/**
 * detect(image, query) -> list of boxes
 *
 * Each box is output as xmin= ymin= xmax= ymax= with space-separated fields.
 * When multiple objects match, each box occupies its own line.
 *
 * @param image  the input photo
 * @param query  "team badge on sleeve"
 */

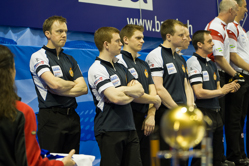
xmin=94 ymin=75 xmax=103 ymax=86
xmin=144 ymin=69 xmax=149 ymax=78
xmin=69 ymin=67 xmax=74 ymax=77
xmin=34 ymin=60 xmax=45 ymax=70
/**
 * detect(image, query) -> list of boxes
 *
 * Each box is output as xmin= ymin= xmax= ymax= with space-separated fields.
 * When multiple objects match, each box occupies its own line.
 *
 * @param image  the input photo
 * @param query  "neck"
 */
xmin=162 ymin=40 xmax=176 ymax=55
xmin=234 ymin=16 xmax=241 ymax=23
xmin=99 ymin=51 xmax=115 ymax=65
xmin=195 ymin=50 xmax=207 ymax=58
xmin=46 ymin=42 xmax=62 ymax=56
xmin=123 ymin=47 xmax=137 ymax=61
xmin=217 ymin=13 xmax=229 ymax=24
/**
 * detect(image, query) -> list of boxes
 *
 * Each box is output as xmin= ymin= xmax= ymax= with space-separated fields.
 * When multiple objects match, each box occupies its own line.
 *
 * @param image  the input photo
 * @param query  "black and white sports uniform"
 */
xmin=146 ymin=45 xmax=187 ymax=107
xmin=116 ymin=50 xmax=154 ymax=166
xmin=187 ymin=53 xmax=223 ymax=166
xmin=29 ymin=45 xmax=83 ymax=153
xmin=145 ymin=45 xmax=188 ymax=166
xmin=88 ymin=56 xmax=142 ymax=166
xmin=30 ymin=45 xmax=82 ymax=109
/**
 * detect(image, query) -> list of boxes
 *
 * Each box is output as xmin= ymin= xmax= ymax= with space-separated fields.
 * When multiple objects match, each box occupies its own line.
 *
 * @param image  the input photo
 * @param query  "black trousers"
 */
xmin=37 ymin=108 xmax=81 ymax=153
xmin=133 ymin=111 xmax=151 ymax=166
xmin=225 ymin=74 xmax=249 ymax=161
xmin=95 ymin=130 xmax=142 ymax=166
xmin=191 ymin=107 xmax=223 ymax=166
xmin=218 ymin=71 xmax=230 ymax=161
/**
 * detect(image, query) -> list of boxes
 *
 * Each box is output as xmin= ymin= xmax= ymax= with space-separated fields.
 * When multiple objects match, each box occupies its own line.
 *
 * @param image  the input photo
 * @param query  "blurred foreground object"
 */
xmin=154 ymin=105 xmax=212 ymax=166
xmin=161 ymin=105 xmax=206 ymax=150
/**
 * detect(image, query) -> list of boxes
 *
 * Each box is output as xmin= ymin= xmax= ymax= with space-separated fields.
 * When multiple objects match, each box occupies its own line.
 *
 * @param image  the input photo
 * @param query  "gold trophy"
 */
xmin=155 ymin=105 xmax=212 ymax=166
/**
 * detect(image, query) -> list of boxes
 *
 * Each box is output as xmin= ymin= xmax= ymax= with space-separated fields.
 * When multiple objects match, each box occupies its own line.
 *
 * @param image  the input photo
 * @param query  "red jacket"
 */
xmin=16 ymin=101 xmax=64 ymax=166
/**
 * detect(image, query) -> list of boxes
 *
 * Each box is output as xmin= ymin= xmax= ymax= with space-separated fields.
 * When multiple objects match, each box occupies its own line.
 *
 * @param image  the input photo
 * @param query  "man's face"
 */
xmin=108 ymin=33 xmax=123 ymax=56
xmin=202 ymin=34 xmax=214 ymax=54
xmin=126 ymin=30 xmax=144 ymax=53
xmin=229 ymin=4 xmax=239 ymax=22
xmin=171 ymin=24 xmax=187 ymax=48
xmin=237 ymin=0 xmax=248 ymax=20
xmin=181 ymin=27 xmax=191 ymax=50
xmin=46 ymin=21 xmax=68 ymax=48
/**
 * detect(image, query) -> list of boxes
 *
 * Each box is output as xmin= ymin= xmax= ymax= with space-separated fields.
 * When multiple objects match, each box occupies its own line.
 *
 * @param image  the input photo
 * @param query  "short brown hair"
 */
xmin=94 ymin=27 xmax=120 ymax=52
xmin=235 ymin=0 xmax=244 ymax=6
xmin=192 ymin=30 xmax=211 ymax=50
xmin=160 ymin=19 xmax=184 ymax=41
xmin=43 ymin=16 xmax=67 ymax=35
xmin=120 ymin=24 xmax=144 ymax=45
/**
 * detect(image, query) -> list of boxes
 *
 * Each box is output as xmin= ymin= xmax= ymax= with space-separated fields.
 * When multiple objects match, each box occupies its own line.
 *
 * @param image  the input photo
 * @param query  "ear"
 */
xmin=123 ymin=36 xmax=129 ymax=45
xmin=197 ymin=41 xmax=202 ymax=49
xmin=166 ymin=34 xmax=171 ymax=41
xmin=45 ymin=31 xmax=51 ymax=39
xmin=103 ymin=41 xmax=109 ymax=50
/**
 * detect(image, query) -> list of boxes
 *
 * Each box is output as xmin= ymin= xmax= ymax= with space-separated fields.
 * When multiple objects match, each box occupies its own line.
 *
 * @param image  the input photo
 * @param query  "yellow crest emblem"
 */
xmin=214 ymin=72 xmax=217 ymax=80
xmin=144 ymin=69 xmax=148 ymax=78
xmin=69 ymin=68 xmax=74 ymax=77
xmin=182 ymin=65 xmax=185 ymax=73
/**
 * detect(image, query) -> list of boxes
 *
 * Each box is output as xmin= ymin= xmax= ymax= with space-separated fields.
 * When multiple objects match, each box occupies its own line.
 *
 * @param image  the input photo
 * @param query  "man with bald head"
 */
xmin=205 ymin=0 xmax=246 ymax=165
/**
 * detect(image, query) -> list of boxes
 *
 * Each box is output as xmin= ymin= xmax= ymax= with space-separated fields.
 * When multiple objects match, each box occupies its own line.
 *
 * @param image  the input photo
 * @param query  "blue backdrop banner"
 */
xmin=1 ymin=0 xmax=248 ymax=38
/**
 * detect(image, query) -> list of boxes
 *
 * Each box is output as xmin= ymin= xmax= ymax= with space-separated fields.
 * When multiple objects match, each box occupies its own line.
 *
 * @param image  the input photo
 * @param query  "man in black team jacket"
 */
xmin=29 ymin=16 xmax=88 ymax=154
xmin=116 ymin=24 xmax=161 ymax=166
xmin=186 ymin=30 xmax=239 ymax=166
xmin=88 ymin=27 xmax=144 ymax=166
xmin=146 ymin=19 xmax=195 ymax=166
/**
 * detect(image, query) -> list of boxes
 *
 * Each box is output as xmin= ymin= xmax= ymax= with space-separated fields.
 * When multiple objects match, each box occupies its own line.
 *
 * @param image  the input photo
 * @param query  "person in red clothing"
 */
xmin=0 ymin=44 xmax=76 ymax=166
xmin=16 ymin=100 xmax=76 ymax=166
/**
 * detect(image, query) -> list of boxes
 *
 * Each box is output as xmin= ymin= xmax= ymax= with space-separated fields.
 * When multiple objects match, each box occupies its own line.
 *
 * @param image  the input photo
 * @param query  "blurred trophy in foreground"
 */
xmin=153 ymin=105 xmax=212 ymax=166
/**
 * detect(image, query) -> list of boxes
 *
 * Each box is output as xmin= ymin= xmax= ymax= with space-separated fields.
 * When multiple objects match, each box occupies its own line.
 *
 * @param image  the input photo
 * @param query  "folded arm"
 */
xmin=49 ymin=77 xmax=88 ymax=97
xmin=103 ymin=86 xmax=135 ymax=105
xmin=122 ymin=80 xmax=144 ymax=98
xmin=41 ymin=71 xmax=75 ymax=93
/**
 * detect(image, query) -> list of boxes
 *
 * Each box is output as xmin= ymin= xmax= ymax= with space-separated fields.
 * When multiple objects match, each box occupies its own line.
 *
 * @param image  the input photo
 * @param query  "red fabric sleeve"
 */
xmin=16 ymin=101 xmax=64 ymax=166
xmin=227 ymin=30 xmax=237 ymax=41
xmin=209 ymin=29 xmax=225 ymax=43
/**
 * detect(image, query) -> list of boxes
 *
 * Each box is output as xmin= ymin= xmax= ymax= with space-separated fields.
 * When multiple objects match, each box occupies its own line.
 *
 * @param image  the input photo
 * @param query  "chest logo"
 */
xmin=69 ymin=68 xmax=74 ymax=77
xmin=144 ymin=69 xmax=149 ymax=78
xmin=202 ymin=71 xmax=210 ymax=81
xmin=52 ymin=65 xmax=63 ymax=77
xmin=110 ymin=74 xmax=121 ymax=87
xmin=128 ymin=68 xmax=138 ymax=79
xmin=166 ymin=63 xmax=177 ymax=75
xmin=31 ymin=131 xmax=36 ymax=135
xmin=214 ymin=72 xmax=217 ymax=81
